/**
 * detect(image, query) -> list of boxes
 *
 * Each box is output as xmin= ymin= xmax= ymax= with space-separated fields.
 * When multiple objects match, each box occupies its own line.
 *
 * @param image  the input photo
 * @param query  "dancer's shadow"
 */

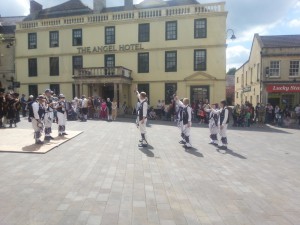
xmin=139 ymin=144 xmax=154 ymax=157
xmin=183 ymin=146 xmax=204 ymax=158
xmin=216 ymin=148 xmax=247 ymax=159
xmin=22 ymin=144 xmax=43 ymax=152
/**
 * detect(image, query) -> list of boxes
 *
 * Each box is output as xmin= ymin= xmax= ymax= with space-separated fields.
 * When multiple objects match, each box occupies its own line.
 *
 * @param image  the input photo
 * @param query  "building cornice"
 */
xmin=16 ymin=2 xmax=227 ymax=31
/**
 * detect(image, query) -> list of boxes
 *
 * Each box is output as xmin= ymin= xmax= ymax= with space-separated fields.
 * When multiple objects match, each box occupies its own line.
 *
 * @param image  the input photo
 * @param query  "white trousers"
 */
xmin=57 ymin=112 xmax=66 ymax=126
xmin=139 ymin=118 xmax=147 ymax=134
xmin=44 ymin=111 xmax=53 ymax=128
xmin=209 ymin=122 xmax=218 ymax=135
xmin=219 ymin=124 xmax=228 ymax=138
xmin=32 ymin=119 xmax=42 ymax=132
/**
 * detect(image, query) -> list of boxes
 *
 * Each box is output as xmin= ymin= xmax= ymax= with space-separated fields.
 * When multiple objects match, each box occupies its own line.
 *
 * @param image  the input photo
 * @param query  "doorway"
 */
xmin=102 ymin=84 xmax=114 ymax=100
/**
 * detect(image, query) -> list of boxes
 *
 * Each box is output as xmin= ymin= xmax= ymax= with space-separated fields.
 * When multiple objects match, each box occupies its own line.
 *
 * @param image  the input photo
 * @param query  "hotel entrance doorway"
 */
xmin=102 ymin=84 xmax=115 ymax=100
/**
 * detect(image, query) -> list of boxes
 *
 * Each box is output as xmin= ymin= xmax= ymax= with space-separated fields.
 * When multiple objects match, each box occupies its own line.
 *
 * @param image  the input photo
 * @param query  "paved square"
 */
xmin=0 ymin=118 xmax=299 ymax=225
xmin=0 ymin=129 xmax=83 ymax=154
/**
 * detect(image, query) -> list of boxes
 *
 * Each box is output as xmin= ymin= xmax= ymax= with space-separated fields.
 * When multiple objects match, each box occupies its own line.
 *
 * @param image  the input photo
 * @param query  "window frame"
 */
xmin=165 ymin=21 xmax=177 ymax=41
xmin=289 ymin=60 xmax=300 ymax=77
xmin=194 ymin=18 xmax=207 ymax=39
xmin=269 ymin=61 xmax=280 ymax=77
xmin=165 ymin=51 xmax=177 ymax=72
xmin=138 ymin=23 xmax=150 ymax=42
xmin=28 ymin=58 xmax=37 ymax=77
xmin=49 ymin=57 xmax=59 ymax=76
xmin=138 ymin=52 xmax=149 ymax=73
xmin=72 ymin=56 xmax=83 ymax=75
xmin=105 ymin=26 xmax=116 ymax=45
xmin=49 ymin=31 xmax=59 ymax=48
xmin=72 ymin=29 xmax=82 ymax=46
xmin=194 ymin=49 xmax=207 ymax=71
xmin=28 ymin=33 xmax=37 ymax=49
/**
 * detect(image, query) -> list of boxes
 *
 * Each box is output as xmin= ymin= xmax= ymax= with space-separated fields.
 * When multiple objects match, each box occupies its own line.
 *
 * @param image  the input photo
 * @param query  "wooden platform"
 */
xmin=0 ymin=129 xmax=83 ymax=154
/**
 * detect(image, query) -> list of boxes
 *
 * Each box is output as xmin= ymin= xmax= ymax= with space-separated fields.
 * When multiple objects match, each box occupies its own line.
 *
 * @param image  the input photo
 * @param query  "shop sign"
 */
xmin=266 ymin=84 xmax=300 ymax=93
xmin=243 ymin=86 xmax=251 ymax=92
xmin=77 ymin=43 xmax=144 ymax=54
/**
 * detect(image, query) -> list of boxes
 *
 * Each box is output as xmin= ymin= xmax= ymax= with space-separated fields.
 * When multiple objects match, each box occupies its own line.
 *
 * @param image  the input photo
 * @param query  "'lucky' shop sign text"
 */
xmin=77 ymin=44 xmax=144 ymax=54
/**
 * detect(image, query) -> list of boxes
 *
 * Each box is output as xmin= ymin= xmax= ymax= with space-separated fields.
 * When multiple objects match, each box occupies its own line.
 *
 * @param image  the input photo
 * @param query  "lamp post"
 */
xmin=226 ymin=29 xmax=237 ymax=40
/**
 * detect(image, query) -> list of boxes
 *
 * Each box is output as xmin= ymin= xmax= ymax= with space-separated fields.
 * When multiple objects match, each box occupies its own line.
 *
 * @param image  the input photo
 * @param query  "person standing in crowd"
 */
xmin=56 ymin=94 xmax=68 ymax=136
xmin=266 ymin=103 xmax=274 ymax=124
xmin=209 ymin=100 xmax=229 ymax=150
xmin=112 ymin=99 xmax=118 ymax=121
xmin=6 ymin=93 xmax=18 ymax=128
xmin=100 ymin=99 xmax=107 ymax=120
xmin=107 ymin=98 xmax=112 ymax=121
xmin=44 ymin=89 xmax=55 ymax=141
xmin=0 ymin=89 xmax=5 ymax=128
xmin=81 ymin=95 xmax=88 ymax=122
xmin=20 ymin=94 xmax=27 ymax=117
xmin=135 ymin=89 xmax=148 ymax=147
xmin=205 ymin=103 xmax=219 ymax=145
xmin=257 ymin=103 xmax=266 ymax=127
xmin=175 ymin=96 xmax=192 ymax=148
xmin=29 ymin=95 xmax=46 ymax=144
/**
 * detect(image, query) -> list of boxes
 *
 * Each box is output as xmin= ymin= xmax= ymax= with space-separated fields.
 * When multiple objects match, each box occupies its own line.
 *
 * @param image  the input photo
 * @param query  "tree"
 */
xmin=226 ymin=67 xmax=236 ymax=75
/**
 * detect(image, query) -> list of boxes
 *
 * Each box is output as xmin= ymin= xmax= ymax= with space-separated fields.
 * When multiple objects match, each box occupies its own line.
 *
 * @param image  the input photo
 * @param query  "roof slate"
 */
xmin=260 ymin=35 xmax=300 ymax=48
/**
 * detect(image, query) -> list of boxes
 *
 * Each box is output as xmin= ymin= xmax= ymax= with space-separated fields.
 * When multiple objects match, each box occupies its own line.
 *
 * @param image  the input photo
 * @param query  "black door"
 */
xmin=102 ymin=84 xmax=114 ymax=100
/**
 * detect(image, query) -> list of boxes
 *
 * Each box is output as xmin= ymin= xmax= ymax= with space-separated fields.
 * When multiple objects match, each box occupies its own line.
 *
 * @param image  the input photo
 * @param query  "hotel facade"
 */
xmin=235 ymin=34 xmax=300 ymax=108
xmin=15 ymin=0 xmax=227 ymax=108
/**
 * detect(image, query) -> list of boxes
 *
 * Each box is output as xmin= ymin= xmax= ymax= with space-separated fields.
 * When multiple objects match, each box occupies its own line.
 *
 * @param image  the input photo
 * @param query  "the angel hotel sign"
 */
xmin=77 ymin=44 xmax=144 ymax=54
xmin=267 ymin=84 xmax=300 ymax=93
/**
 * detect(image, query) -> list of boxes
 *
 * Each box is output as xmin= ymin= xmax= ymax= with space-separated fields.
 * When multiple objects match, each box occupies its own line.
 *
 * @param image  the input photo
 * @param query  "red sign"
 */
xmin=267 ymin=84 xmax=300 ymax=93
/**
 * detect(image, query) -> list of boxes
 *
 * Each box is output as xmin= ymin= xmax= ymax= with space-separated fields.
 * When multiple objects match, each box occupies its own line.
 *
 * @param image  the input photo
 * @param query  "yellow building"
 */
xmin=0 ymin=16 xmax=25 ymax=91
xmin=235 ymin=34 xmax=300 ymax=107
xmin=15 ymin=0 xmax=227 ymax=108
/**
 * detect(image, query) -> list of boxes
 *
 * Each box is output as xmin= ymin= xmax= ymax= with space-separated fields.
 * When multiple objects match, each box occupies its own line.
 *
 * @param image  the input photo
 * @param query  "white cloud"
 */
xmin=288 ymin=19 xmax=300 ymax=27
xmin=226 ymin=45 xmax=250 ymax=70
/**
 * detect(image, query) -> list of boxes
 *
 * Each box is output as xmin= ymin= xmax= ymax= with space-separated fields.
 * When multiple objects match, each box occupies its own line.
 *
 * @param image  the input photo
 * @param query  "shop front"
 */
xmin=266 ymin=84 xmax=300 ymax=107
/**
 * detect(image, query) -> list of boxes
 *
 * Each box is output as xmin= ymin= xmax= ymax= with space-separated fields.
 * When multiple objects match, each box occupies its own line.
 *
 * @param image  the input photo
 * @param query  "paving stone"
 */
xmin=0 ymin=119 xmax=300 ymax=225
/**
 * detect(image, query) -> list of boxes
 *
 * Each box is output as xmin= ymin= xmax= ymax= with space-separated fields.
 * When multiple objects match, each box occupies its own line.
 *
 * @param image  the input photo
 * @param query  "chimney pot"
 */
xmin=94 ymin=0 xmax=106 ymax=13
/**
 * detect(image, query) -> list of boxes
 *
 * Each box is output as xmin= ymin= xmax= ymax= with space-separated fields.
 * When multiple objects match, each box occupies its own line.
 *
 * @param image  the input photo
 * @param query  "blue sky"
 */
xmin=1 ymin=0 xmax=300 ymax=71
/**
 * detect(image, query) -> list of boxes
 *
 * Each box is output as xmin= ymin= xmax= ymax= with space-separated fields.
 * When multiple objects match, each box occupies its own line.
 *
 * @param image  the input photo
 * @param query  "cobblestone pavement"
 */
xmin=0 ymin=118 xmax=299 ymax=225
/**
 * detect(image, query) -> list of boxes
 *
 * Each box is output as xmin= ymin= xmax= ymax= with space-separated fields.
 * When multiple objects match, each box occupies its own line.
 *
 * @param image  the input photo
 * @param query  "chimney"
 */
xmin=124 ymin=0 xmax=134 ymax=10
xmin=30 ymin=0 xmax=43 ymax=15
xmin=94 ymin=0 xmax=106 ymax=13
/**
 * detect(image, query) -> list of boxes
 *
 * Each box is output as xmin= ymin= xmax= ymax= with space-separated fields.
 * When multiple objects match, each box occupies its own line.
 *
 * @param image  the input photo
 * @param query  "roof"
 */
xmin=24 ymin=0 xmax=92 ymax=21
xmin=259 ymin=35 xmax=300 ymax=48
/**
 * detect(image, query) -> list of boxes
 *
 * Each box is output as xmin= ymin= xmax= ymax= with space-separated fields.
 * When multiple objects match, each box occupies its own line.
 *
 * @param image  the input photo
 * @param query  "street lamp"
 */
xmin=227 ymin=29 xmax=236 ymax=40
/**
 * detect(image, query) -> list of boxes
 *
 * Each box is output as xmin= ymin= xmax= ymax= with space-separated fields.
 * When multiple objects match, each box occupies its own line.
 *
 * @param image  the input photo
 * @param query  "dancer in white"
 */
xmin=56 ymin=94 xmax=68 ymax=136
xmin=205 ymin=103 xmax=219 ymax=145
xmin=209 ymin=100 xmax=229 ymax=149
xmin=135 ymin=89 xmax=148 ymax=147
xmin=175 ymin=96 xmax=192 ymax=148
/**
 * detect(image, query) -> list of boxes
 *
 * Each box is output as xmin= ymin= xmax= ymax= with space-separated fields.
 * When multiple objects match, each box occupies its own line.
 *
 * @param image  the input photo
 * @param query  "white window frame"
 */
xmin=269 ymin=61 xmax=280 ymax=77
xmin=289 ymin=60 xmax=300 ymax=77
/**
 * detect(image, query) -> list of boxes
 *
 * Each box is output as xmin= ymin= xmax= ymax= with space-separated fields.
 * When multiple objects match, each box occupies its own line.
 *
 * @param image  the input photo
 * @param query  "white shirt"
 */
xmin=81 ymin=98 xmax=88 ymax=108
xmin=32 ymin=102 xmax=43 ymax=120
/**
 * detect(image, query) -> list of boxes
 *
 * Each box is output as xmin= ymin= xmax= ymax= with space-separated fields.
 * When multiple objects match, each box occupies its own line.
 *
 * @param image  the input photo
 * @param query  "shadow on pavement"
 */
xmin=138 ymin=145 xmax=154 ymax=157
xmin=216 ymin=148 xmax=247 ymax=159
xmin=184 ymin=147 xmax=204 ymax=158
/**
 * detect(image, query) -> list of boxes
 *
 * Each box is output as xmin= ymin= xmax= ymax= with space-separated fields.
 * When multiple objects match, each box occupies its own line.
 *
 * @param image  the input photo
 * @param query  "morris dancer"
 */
xmin=56 ymin=94 xmax=68 ymax=136
xmin=30 ymin=95 xmax=46 ymax=144
xmin=209 ymin=100 xmax=229 ymax=150
xmin=175 ymin=96 xmax=192 ymax=148
xmin=135 ymin=89 xmax=148 ymax=147
xmin=44 ymin=89 xmax=55 ymax=141
xmin=205 ymin=103 xmax=219 ymax=145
